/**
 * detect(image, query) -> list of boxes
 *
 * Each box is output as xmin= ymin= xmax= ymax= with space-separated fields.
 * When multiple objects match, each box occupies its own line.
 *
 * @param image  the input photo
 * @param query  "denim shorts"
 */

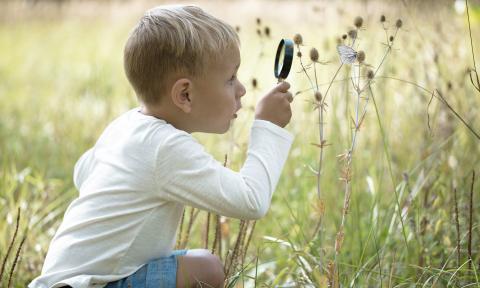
xmin=104 ymin=250 xmax=188 ymax=288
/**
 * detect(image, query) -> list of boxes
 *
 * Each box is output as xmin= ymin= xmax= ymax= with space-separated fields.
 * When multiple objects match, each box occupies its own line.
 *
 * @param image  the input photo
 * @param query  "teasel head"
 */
xmin=293 ymin=33 xmax=303 ymax=45
xmin=357 ymin=50 xmax=366 ymax=63
xmin=348 ymin=29 xmax=357 ymax=40
xmin=354 ymin=16 xmax=363 ymax=28
xmin=367 ymin=69 xmax=374 ymax=79
xmin=264 ymin=26 xmax=270 ymax=37
xmin=396 ymin=19 xmax=403 ymax=29
xmin=251 ymin=78 xmax=258 ymax=89
xmin=309 ymin=47 xmax=319 ymax=62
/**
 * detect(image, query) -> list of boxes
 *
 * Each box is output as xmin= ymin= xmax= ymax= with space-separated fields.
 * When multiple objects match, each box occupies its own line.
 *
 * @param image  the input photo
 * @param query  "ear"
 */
xmin=170 ymin=78 xmax=193 ymax=113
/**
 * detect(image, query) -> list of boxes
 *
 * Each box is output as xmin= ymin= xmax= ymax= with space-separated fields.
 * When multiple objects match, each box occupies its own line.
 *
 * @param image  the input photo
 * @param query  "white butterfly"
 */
xmin=336 ymin=45 xmax=357 ymax=64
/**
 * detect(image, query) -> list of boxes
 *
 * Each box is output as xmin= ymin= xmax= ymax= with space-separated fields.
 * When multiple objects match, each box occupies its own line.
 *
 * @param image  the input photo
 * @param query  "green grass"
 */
xmin=1 ymin=1 xmax=479 ymax=287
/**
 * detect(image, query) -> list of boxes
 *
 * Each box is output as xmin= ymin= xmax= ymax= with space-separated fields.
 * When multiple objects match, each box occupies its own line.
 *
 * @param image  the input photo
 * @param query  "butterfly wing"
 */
xmin=336 ymin=45 xmax=357 ymax=64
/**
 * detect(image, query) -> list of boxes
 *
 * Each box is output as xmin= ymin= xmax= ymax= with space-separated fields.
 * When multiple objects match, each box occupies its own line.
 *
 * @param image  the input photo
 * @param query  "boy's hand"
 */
xmin=254 ymin=81 xmax=293 ymax=128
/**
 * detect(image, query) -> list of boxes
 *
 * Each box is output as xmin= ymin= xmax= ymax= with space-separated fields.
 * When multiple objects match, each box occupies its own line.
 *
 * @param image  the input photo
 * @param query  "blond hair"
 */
xmin=124 ymin=5 xmax=240 ymax=105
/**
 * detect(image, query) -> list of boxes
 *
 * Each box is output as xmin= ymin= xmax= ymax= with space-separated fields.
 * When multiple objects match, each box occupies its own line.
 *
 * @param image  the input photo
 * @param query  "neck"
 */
xmin=140 ymin=104 xmax=194 ymax=134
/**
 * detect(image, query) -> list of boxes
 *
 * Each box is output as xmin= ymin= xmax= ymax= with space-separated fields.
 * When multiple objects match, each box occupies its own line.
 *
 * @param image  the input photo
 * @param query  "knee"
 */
xmin=197 ymin=250 xmax=225 ymax=287
xmin=179 ymin=249 xmax=225 ymax=288
xmin=206 ymin=253 xmax=225 ymax=287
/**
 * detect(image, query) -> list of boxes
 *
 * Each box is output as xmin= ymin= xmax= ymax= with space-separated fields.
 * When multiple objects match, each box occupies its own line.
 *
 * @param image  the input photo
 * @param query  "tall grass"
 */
xmin=0 ymin=0 xmax=479 ymax=286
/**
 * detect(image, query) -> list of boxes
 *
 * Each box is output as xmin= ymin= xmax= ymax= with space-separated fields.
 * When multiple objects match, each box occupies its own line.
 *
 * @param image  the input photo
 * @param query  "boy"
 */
xmin=29 ymin=4 xmax=294 ymax=288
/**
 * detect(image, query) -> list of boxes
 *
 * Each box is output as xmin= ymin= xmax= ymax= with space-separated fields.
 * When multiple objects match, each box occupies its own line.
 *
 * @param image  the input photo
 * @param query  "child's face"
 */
xmin=190 ymin=46 xmax=246 ymax=134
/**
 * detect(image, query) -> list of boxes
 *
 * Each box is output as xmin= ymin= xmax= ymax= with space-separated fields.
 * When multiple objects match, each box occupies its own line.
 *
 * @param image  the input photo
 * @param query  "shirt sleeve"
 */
xmin=73 ymin=148 xmax=95 ymax=191
xmin=155 ymin=120 xmax=294 ymax=220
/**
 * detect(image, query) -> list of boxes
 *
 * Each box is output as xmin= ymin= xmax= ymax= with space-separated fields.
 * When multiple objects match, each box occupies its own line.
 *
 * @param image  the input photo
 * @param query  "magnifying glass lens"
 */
xmin=277 ymin=48 xmax=285 ymax=71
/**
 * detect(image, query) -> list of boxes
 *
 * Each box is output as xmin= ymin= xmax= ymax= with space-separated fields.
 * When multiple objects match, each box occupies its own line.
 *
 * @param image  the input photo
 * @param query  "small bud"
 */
xmin=367 ymin=69 xmax=374 ymax=79
xmin=342 ymin=34 xmax=347 ymax=40
xmin=264 ymin=26 xmax=270 ymax=37
xmin=354 ymin=16 xmax=363 ymax=28
xmin=380 ymin=15 xmax=386 ymax=23
xmin=256 ymin=18 xmax=261 ymax=25
xmin=348 ymin=29 xmax=357 ymax=40
xmin=256 ymin=28 xmax=261 ymax=36
xmin=297 ymin=51 xmax=302 ymax=58
xmin=357 ymin=50 xmax=365 ymax=63
xmin=293 ymin=33 xmax=303 ymax=45
xmin=252 ymin=78 xmax=257 ymax=88
xmin=309 ymin=48 xmax=319 ymax=62
xmin=315 ymin=91 xmax=322 ymax=102
xmin=396 ymin=19 xmax=403 ymax=28
xmin=389 ymin=35 xmax=394 ymax=42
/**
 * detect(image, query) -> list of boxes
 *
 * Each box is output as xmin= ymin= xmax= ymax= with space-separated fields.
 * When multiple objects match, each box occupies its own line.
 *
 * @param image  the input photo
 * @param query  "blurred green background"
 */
xmin=1 ymin=0 xmax=480 ymax=286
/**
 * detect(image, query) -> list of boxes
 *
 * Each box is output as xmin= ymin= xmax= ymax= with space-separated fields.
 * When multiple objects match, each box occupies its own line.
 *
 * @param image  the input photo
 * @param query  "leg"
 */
xmin=176 ymin=249 xmax=225 ymax=288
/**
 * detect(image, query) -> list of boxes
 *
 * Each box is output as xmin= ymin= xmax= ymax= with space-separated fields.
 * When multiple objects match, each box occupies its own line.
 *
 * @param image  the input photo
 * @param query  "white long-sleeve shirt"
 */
xmin=29 ymin=107 xmax=294 ymax=288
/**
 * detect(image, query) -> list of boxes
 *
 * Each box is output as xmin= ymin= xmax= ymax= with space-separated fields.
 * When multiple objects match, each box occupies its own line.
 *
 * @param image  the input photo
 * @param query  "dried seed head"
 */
xmin=447 ymin=81 xmax=453 ymax=90
xmin=367 ymin=69 xmax=374 ymax=79
xmin=293 ymin=33 xmax=303 ymax=45
xmin=380 ymin=15 xmax=386 ymax=23
xmin=396 ymin=19 xmax=403 ymax=28
xmin=264 ymin=26 xmax=270 ymax=37
xmin=315 ymin=91 xmax=322 ymax=102
xmin=354 ymin=16 xmax=363 ymax=28
xmin=357 ymin=50 xmax=365 ymax=63
xmin=342 ymin=34 xmax=347 ymax=40
xmin=252 ymin=78 xmax=257 ymax=88
xmin=296 ymin=51 xmax=302 ymax=58
xmin=309 ymin=47 xmax=319 ymax=62
xmin=235 ymin=26 xmax=240 ymax=33
xmin=256 ymin=18 xmax=261 ymax=25
xmin=348 ymin=29 xmax=357 ymax=39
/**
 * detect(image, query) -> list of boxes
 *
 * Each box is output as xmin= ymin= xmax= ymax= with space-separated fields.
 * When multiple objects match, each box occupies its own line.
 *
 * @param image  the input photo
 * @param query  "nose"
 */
xmin=237 ymin=81 xmax=246 ymax=98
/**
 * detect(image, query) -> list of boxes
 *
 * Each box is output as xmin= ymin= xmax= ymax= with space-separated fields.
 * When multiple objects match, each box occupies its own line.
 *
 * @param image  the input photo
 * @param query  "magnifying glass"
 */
xmin=274 ymin=38 xmax=294 ymax=83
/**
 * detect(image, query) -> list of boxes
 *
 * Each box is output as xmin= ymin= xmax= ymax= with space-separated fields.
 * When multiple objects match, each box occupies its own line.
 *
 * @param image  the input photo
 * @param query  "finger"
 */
xmin=285 ymin=92 xmax=293 ymax=103
xmin=276 ymin=81 xmax=291 ymax=92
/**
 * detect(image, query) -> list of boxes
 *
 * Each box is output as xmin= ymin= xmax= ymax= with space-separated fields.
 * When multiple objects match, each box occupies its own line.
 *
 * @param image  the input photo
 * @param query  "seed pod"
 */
xmin=315 ymin=91 xmax=322 ymax=102
xmin=380 ymin=15 xmax=386 ymax=23
xmin=293 ymin=33 xmax=303 ymax=45
xmin=354 ymin=16 xmax=363 ymax=28
xmin=264 ymin=26 xmax=270 ymax=37
xmin=396 ymin=19 xmax=403 ymax=28
xmin=348 ymin=29 xmax=357 ymax=40
xmin=309 ymin=48 xmax=319 ymax=62
xmin=389 ymin=35 xmax=394 ymax=42
xmin=357 ymin=50 xmax=365 ymax=63
xmin=367 ymin=69 xmax=374 ymax=79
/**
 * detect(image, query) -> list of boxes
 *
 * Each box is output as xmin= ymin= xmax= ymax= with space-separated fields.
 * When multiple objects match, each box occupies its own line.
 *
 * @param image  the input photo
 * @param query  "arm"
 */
xmin=155 ymin=120 xmax=294 ymax=220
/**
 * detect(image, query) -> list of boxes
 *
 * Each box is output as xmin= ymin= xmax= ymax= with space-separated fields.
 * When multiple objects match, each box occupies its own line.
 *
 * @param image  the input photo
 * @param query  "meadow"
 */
xmin=1 ymin=0 xmax=480 ymax=286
